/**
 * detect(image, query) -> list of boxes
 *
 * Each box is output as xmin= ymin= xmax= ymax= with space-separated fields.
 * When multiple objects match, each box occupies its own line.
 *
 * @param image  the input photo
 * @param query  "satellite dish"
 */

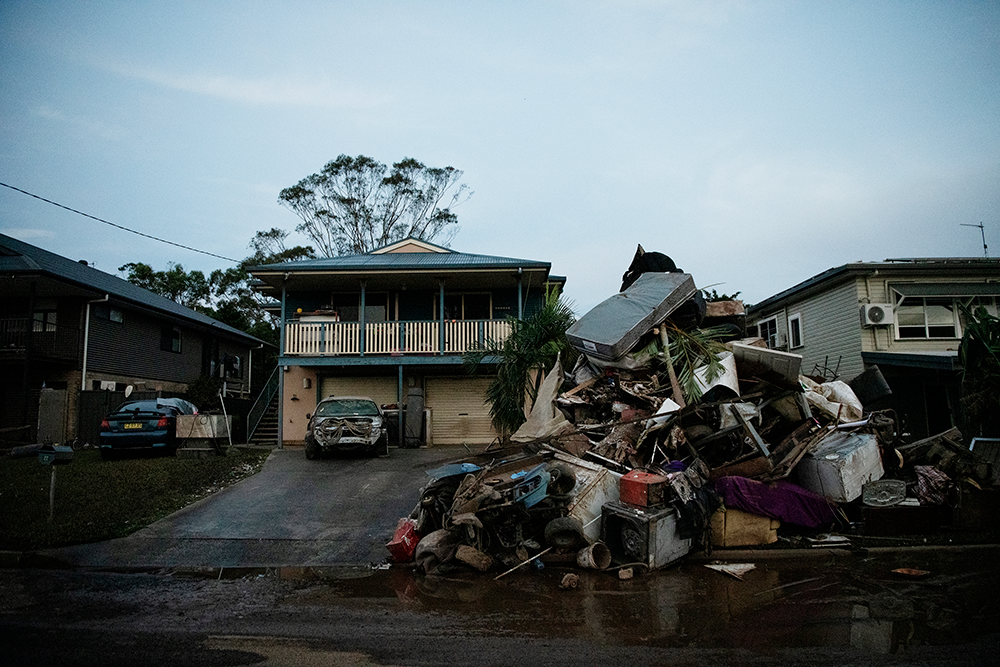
xmin=125 ymin=385 xmax=134 ymax=398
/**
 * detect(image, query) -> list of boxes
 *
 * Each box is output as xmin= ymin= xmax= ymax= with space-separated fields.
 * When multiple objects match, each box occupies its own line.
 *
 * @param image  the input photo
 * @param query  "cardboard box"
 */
xmin=710 ymin=507 xmax=780 ymax=547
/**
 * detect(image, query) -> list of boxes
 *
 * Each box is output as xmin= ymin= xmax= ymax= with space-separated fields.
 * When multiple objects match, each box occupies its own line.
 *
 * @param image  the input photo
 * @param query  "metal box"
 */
xmin=601 ymin=500 xmax=691 ymax=569
xmin=619 ymin=470 xmax=669 ymax=508
xmin=796 ymin=431 xmax=884 ymax=503
xmin=38 ymin=445 xmax=74 ymax=466
xmin=566 ymin=272 xmax=697 ymax=361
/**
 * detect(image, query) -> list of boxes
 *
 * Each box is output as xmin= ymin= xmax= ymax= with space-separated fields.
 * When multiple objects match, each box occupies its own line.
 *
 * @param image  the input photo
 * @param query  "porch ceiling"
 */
xmin=253 ymin=267 xmax=551 ymax=293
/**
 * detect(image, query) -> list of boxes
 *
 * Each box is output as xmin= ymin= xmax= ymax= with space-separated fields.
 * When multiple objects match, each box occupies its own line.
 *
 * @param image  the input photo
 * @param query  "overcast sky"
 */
xmin=2 ymin=1 xmax=998 ymax=315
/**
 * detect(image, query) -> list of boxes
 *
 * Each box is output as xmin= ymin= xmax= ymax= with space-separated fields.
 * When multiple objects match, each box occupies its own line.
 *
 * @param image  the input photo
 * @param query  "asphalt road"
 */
xmin=39 ymin=445 xmax=473 ymax=569
xmin=3 ymin=548 xmax=1000 ymax=666
xmin=5 ymin=445 xmax=1000 ymax=665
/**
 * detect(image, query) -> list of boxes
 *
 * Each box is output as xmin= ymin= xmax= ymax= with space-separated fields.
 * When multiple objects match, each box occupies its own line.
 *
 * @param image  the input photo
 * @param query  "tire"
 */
xmin=304 ymin=437 xmax=320 ymax=460
xmin=545 ymin=463 xmax=577 ymax=495
xmin=375 ymin=433 xmax=389 ymax=458
xmin=100 ymin=447 xmax=115 ymax=461
xmin=544 ymin=517 xmax=586 ymax=550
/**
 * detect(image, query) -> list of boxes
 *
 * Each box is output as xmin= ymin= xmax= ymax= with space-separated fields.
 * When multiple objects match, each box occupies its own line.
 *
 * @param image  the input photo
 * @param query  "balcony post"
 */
xmin=359 ymin=280 xmax=366 ymax=356
xmin=438 ymin=280 xmax=445 ymax=355
xmin=517 ymin=268 xmax=523 ymax=320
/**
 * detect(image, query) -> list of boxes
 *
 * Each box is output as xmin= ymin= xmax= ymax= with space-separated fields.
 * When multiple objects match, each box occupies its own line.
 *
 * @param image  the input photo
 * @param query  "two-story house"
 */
xmin=249 ymin=238 xmax=565 ymax=447
xmin=747 ymin=257 xmax=1000 ymax=440
xmin=0 ymin=233 xmax=268 ymax=445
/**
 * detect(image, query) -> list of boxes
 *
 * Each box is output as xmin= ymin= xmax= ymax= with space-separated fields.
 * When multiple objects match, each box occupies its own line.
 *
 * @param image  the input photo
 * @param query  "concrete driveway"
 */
xmin=43 ymin=445 xmax=474 ymax=569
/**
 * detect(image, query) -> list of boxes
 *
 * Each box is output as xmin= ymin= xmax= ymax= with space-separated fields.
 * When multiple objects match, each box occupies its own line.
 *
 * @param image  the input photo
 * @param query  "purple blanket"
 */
xmin=713 ymin=476 xmax=835 ymax=529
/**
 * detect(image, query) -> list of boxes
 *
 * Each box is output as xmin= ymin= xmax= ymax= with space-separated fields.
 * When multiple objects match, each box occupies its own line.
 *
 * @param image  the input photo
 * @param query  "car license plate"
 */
xmin=123 ymin=422 xmax=143 ymax=430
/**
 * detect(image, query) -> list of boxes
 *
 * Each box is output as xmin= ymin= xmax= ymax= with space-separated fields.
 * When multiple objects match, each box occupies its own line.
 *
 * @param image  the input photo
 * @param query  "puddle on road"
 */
xmin=167 ymin=549 xmax=999 ymax=653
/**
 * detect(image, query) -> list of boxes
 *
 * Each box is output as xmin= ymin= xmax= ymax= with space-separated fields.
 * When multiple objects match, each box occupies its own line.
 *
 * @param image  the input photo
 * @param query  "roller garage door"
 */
xmin=425 ymin=376 xmax=497 ymax=445
xmin=320 ymin=376 xmax=398 ymax=407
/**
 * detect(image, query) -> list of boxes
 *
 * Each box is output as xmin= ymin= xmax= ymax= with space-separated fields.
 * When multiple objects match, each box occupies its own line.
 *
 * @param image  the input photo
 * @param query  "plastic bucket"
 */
xmin=576 ymin=542 xmax=612 ymax=570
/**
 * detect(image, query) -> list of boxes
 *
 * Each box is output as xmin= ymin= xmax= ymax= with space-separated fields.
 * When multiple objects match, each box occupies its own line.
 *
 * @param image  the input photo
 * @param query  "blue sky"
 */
xmin=2 ymin=1 xmax=998 ymax=314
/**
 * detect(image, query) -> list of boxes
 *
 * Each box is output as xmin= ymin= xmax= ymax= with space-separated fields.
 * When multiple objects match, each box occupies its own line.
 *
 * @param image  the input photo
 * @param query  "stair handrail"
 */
xmin=246 ymin=365 xmax=280 ymax=444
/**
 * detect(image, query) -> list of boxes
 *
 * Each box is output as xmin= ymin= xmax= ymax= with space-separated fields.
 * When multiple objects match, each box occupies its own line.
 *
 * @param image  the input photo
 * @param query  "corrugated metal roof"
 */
xmin=749 ymin=258 xmax=1000 ymax=315
xmin=0 ymin=233 xmax=264 ymax=344
xmin=251 ymin=244 xmax=550 ymax=273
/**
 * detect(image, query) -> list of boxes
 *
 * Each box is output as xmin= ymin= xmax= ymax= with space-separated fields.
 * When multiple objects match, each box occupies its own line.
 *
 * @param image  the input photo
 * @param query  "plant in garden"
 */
xmin=465 ymin=291 xmax=576 ymax=438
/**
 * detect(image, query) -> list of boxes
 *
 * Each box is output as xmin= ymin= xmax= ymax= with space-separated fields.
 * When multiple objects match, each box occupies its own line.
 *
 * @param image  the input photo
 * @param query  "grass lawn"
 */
xmin=0 ymin=447 xmax=270 ymax=551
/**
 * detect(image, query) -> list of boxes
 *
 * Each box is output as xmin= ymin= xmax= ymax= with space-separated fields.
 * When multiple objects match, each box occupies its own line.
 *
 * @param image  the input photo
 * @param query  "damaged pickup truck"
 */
xmin=304 ymin=396 xmax=390 ymax=459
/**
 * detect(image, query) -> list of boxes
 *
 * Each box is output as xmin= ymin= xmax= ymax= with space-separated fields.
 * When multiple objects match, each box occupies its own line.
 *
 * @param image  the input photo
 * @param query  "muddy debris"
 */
xmin=387 ymin=246 xmax=999 ymax=579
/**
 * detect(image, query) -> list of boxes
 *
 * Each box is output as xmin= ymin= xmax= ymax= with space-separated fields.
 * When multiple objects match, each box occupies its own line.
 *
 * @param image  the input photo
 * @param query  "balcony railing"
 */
xmin=284 ymin=319 xmax=512 ymax=356
xmin=0 ymin=318 xmax=79 ymax=360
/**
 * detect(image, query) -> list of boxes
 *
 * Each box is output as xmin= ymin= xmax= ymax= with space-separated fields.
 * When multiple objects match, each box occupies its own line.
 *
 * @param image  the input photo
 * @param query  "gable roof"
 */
xmin=749 ymin=257 xmax=1000 ymax=315
xmin=0 ymin=233 xmax=265 ymax=345
xmin=249 ymin=237 xmax=555 ymax=291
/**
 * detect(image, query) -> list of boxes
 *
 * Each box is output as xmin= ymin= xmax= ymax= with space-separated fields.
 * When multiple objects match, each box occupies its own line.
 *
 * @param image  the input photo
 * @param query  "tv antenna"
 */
xmin=960 ymin=222 xmax=988 ymax=258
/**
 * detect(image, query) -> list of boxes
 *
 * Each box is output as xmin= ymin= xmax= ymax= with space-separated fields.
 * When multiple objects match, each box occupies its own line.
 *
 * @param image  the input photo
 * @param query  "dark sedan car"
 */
xmin=304 ymin=396 xmax=388 ymax=459
xmin=99 ymin=398 xmax=198 ymax=459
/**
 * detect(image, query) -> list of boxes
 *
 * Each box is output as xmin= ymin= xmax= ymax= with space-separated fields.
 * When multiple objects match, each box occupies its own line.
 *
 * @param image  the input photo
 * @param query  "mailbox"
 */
xmin=38 ymin=445 xmax=74 ymax=466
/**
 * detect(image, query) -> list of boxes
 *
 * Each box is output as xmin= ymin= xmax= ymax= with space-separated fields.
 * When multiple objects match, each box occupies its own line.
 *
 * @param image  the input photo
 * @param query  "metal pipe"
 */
xmin=80 ymin=294 xmax=109 ymax=390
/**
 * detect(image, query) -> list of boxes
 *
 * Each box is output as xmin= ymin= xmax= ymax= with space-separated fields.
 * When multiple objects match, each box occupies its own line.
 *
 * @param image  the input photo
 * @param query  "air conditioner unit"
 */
xmin=862 ymin=303 xmax=893 ymax=326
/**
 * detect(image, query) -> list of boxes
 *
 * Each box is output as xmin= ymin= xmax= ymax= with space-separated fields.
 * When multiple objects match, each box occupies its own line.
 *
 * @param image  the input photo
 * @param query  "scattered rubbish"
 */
xmin=385 ymin=247 xmax=998 ymax=585
xmin=862 ymin=479 xmax=907 ymax=507
xmin=891 ymin=568 xmax=931 ymax=579
xmin=704 ymin=562 xmax=756 ymax=581
xmin=710 ymin=506 xmax=780 ymax=547
xmin=559 ymin=573 xmax=580 ymax=590
xmin=805 ymin=534 xmax=851 ymax=548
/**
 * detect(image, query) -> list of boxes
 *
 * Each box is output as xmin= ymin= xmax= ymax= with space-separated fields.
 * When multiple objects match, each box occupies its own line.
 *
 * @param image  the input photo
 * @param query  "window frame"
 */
xmin=160 ymin=326 xmax=182 ymax=353
xmin=758 ymin=316 xmax=779 ymax=349
xmin=787 ymin=313 xmax=803 ymax=349
xmin=893 ymin=294 xmax=961 ymax=340
xmin=32 ymin=310 xmax=57 ymax=332
xmin=435 ymin=292 xmax=493 ymax=321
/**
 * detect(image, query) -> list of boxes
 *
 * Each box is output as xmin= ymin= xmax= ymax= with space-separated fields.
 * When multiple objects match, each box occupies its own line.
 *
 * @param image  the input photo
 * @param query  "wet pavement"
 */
xmin=3 ymin=545 xmax=998 ymax=665
xmin=36 ymin=445 xmax=474 ymax=568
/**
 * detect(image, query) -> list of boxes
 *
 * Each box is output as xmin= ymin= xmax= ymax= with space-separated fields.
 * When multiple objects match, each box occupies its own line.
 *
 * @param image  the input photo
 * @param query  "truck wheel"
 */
xmin=375 ymin=433 xmax=389 ymax=457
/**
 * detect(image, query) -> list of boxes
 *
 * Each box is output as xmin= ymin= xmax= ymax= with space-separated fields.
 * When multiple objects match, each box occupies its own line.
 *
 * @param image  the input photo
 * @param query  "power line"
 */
xmin=0 ymin=181 xmax=240 ymax=263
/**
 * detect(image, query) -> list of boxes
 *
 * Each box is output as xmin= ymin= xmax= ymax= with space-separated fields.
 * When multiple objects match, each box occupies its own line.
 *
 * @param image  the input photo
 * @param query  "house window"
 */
xmin=788 ymin=313 xmax=803 ymax=349
xmin=896 ymin=296 xmax=958 ymax=339
xmin=967 ymin=296 xmax=998 ymax=318
xmin=94 ymin=305 xmax=124 ymax=323
xmin=758 ymin=317 xmax=779 ymax=348
xmin=160 ymin=326 xmax=182 ymax=353
xmin=438 ymin=293 xmax=492 ymax=320
xmin=32 ymin=310 xmax=57 ymax=332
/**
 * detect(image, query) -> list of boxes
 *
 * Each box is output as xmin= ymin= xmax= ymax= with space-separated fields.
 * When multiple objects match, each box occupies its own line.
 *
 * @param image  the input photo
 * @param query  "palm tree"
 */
xmin=465 ymin=291 xmax=576 ymax=438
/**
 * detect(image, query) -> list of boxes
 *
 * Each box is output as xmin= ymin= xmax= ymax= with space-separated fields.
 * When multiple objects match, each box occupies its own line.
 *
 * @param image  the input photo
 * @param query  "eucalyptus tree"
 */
xmin=279 ymin=154 xmax=472 ymax=256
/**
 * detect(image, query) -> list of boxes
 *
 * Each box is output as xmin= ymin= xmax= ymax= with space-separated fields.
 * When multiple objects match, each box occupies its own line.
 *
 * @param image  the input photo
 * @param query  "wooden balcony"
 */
xmin=283 ymin=319 xmax=512 ymax=356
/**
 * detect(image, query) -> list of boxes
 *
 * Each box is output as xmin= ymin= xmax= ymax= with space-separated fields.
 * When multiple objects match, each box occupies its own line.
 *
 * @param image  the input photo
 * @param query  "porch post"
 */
xmin=397 ymin=364 xmax=404 ymax=447
xmin=438 ymin=280 xmax=445 ymax=355
xmin=359 ymin=280 xmax=367 ymax=356
xmin=278 ymin=277 xmax=287 ymax=449
xmin=517 ymin=268 xmax=524 ymax=320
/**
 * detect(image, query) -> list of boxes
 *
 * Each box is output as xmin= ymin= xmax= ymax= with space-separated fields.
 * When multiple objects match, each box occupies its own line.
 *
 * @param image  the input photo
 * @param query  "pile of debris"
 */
xmin=388 ymin=248 xmax=999 ymax=578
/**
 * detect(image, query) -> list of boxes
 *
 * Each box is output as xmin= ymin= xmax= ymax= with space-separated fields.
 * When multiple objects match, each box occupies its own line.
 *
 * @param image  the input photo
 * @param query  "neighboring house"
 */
xmin=0 ymin=233 xmax=267 ymax=444
xmin=249 ymin=238 xmax=565 ymax=447
xmin=747 ymin=257 xmax=1000 ymax=440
